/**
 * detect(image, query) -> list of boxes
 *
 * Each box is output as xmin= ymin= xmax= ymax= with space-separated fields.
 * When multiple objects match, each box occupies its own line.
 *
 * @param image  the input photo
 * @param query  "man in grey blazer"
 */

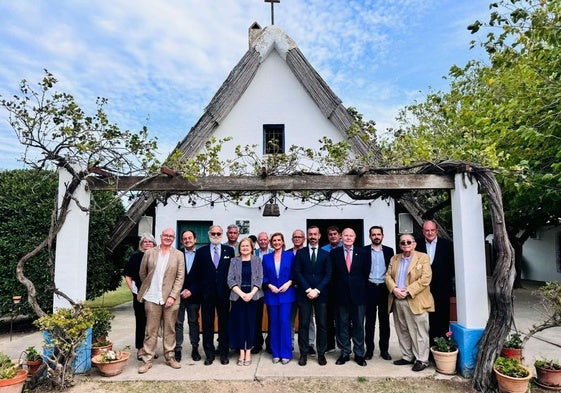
xmin=137 ymin=228 xmax=185 ymax=373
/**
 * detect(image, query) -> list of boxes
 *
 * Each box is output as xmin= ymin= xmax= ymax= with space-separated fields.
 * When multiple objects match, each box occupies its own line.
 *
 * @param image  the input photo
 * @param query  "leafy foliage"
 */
xmin=494 ymin=356 xmax=529 ymax=378
xmin=91 ymin=307 xmax=114 ymax=341
xmin=382 ymin=0 xmax=561 ymax=247
xmin=503 ymin=332 xmax=523 ymax=349
xmin=0 ymin=169 xmax=127 ymax=317
xmin=34 ymin=306 xmax=94 ymax=389
xmin=0 ymin=352 xmax=19 ymax=379
xmin=433 ymin=331 xmax=458 ymax=352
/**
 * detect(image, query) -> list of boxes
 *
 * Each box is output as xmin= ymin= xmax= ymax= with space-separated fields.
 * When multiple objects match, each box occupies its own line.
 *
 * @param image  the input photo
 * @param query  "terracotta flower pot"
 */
xmin=430 ymin=347 xmax=458 ymax=375
xmin=26 ymin=359 xmax=43 ymax=377
xmin=91 ymin=342 xmax=113 ymax=357
xmin=91 ymin=351 xmax=130 ymax=377
xmin=493 ymin=364 xmax=532 ymax=393
xmin=535 ymin=364 xmax=561 ymax=388
xmin=0 ymin=369 xmax=28 ymax=393
xmin=500 ymin=347 xmax=522 ymax=361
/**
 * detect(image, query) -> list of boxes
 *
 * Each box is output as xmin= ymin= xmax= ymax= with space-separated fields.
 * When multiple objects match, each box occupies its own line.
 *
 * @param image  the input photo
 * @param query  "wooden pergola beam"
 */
xmin=88 ymin=174 xmax=454 ymax=192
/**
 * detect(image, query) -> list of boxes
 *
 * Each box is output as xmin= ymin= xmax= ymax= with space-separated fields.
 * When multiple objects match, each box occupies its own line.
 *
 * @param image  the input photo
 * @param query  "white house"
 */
xmin=521 ymin=226 xmax=561 ymax=282
xmin=151 ymin=23 xmax=397 ymax=248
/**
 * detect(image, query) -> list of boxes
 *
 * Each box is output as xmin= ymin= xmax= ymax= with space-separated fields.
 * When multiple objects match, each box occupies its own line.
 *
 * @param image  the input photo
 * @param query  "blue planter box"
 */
xmin=42 ymin=327 xmax=92 ymax=373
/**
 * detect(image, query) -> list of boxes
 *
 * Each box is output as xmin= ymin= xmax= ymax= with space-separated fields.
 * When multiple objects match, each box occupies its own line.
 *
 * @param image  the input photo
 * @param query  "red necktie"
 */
xmin=345 ymin=247 xmax=352 ymax=272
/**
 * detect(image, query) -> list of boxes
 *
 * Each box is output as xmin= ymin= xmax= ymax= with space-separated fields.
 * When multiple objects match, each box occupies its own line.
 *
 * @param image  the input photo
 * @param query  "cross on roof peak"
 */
xmin=264 ymin=0 xmax=280 ymax=25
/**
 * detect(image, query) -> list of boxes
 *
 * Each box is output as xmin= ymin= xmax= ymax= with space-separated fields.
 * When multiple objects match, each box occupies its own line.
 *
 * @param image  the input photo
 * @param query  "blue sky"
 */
xmin=0 ymin=0 xmax=491 ymax=170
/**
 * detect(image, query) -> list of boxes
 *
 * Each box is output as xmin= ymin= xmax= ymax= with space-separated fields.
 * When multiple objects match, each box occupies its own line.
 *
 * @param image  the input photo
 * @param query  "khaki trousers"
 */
xmin=142 ymin=300 xmax=180 ymax=361
xmin=392 ymin=298 xmax=430 ymax=363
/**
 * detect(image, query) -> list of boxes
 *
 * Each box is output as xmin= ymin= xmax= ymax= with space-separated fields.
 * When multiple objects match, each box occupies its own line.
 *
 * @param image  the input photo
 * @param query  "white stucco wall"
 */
xmin=155 ymin=43 xmax=396 ymax=249
xmin=211 ymin=50 xmax=350 ymax=168
xmin=522 ymin=226 xmax=561 ymax=282
xmin=155 ymin=195 xmax=396 ymax=249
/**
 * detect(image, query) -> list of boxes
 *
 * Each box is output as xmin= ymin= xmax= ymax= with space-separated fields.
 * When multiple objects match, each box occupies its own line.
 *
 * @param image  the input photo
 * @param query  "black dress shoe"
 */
xmin=308 ymin=346 xmax=316 ymax=356
xmin=318 ymin=355 xmax=327 ymax=366
xmin=335 ymin=354 xmax=350 ymax=365
xmin=220 ymin=355 xmax=229 ymax=365
xmin=204 ymin=357 xmax=214 ymax=365
xmin=251 ymin=347 xmax=262 ymax=354
xmin=174 ymin=350 xmax=182 ymax=362
xmin=393 ymin=358 xmax=414 ymax=365
xmin=298 ymin=355 xmax=307 ymax=366
xmin=381 ymin=352 xmax=392 ymax=361
xmin=412 ymin=361 xmax=427 ymax=372
xmin=192 ymin=347 xmax=201 ymax=361
xmin=364 ymin=352 xmax=373 ymax=360
xmin=354 ymin=356 xmax=367 ymax=367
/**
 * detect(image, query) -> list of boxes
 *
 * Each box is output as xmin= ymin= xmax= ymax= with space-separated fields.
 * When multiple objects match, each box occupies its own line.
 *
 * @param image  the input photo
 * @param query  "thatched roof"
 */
xmin=107 ymin=24 xmax=368 ymax=252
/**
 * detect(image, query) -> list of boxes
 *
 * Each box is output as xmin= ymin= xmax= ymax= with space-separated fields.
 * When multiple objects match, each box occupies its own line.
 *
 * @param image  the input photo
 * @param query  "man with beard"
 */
xmin=363 ymin=226 xmax=394 ymax=361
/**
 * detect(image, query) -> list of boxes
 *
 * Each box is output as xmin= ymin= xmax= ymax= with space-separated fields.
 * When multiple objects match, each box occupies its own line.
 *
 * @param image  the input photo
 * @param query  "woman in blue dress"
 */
xmin=227 ymin=237 xmax=263 ymax=365
xmin=262 ymin=232 xmax=295 ymax=364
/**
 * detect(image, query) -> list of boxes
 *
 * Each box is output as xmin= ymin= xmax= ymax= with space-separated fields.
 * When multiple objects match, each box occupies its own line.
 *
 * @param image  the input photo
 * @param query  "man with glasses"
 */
xmin=194 ymin=225 xmax=235 ymax=365
xmin=385 ymin=234 xmax=434 ymax=372
xmin=137 ymin=228 xmax=185 ymax=373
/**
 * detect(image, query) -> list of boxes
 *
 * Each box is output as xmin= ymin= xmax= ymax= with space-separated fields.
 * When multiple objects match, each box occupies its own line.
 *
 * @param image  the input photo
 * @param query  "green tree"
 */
xmin=382 ymin=0 xmax=561 ymax=277
xmin=0 ymin=169 xmax=127 ymax=317
xmin=0 ymin=70 xmax=159 ymax=317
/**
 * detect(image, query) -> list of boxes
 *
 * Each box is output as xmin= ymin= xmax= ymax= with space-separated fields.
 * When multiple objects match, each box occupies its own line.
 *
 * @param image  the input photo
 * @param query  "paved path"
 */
xmin=1 ymin=282 xmax=559 ymax=382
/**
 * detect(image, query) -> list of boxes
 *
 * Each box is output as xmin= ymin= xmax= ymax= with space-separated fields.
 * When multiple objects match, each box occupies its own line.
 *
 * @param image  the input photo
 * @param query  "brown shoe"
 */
xmin=166 ymin=358 xmax=181 ymax=369
xmin=138 ymin=362 xmax=152 ymax=374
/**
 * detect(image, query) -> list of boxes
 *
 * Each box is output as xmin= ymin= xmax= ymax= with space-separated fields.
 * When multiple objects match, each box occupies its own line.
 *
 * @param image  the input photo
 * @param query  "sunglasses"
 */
xmin=400 ymin=240 xmax=413 ymax=246
xmin=210 ymin=232 xmax=222 ymax=236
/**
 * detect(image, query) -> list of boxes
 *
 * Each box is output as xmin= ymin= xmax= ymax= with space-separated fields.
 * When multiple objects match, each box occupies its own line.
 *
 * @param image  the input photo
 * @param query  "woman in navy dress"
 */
xmin=227 ymin=237 xmax=263 ymax=365
xmin=262 ymin=232 xmax=295 ymax=364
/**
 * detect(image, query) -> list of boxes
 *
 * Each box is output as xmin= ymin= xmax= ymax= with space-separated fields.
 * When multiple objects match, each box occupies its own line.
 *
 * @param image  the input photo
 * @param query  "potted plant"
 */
xmin=91 ymin=308 xmax=115 ymax=356
xmin=493 ymin=356 xmax=532 ymax=393
xmin=91 ymin=349 xmax=130 ymax=377
xmin=34 ymin=305 xmax=94 ymax=389
xmin=430 ymin=331 xmax=458 ymax=375
xmin=534 ymin=358 xmax=561 ymax=389
xmin=23 ymin=346 xmax=43 ymax=377
xmin=500 ymin=332 xmax=522 ymax=361
xmin=0 ymin=352 xmax=28 ymax=393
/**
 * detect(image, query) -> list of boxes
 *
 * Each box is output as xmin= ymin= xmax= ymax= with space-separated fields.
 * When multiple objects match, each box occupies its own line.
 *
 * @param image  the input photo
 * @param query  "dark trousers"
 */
xmin=335 ymin=303 xmax=366 ymax=357
xmin=429 ymin=295 xmax=451 ymax=346
xmin=175 ymin=299 xmax=200 ymax=352
xmin=201 ymin=295 xmax=230 ymax=358
xmin=298 ymin=301 xmax=327 ymax=356
xmin=229 ymin=299 xmax=257 ymax=350
xmin=132 ymin=294 xmax=147 ymax=350
xmin=254 ymin=297 xmax=265 ymax=349
xmin=364 ymin=282 xmax=390 ymax=355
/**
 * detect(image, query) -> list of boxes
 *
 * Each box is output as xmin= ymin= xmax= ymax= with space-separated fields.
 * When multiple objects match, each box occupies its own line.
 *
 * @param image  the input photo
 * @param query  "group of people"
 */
xmin=124 ymin=220 xmax=454 ymax=374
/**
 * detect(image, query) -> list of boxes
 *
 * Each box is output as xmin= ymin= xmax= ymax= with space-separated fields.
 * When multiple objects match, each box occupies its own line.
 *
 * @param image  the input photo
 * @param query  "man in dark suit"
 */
xmin=415 ymin=220 xmax=455 ymax=346
xmin=194 ymin=225 xmax=235 ymax=365
xmin=330 ymin=228 xmax=371 ymax=366
xmin=174 ymin=229 xmax=201 ymax=362
xmin=363 ymin=225 xmax=394 ymax=361
xmin=293 ymin=225 xmax=332 ymax=366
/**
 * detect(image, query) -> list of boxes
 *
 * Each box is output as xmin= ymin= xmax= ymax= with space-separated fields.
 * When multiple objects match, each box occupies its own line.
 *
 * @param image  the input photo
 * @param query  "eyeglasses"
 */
xmin=161 ymin=234 xmax=175 ymax=239
xmin=210 ymin=232 xmax=222 ymax=236
xmin=292 ymin=236 xmax=305 ymax=239
xmin=400 ymin=240 xmax=413 ymax=245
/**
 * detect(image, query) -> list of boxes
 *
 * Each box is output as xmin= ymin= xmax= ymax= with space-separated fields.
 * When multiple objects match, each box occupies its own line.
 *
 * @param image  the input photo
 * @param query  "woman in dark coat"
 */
xmin=228 ymin=237 xmax=264 ymax=365
xmin=124 ymin=233 xmax=157 ymax=360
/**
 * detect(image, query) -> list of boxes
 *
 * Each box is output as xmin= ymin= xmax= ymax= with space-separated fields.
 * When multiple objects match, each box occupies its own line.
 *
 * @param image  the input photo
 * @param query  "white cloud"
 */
xmin=0 ymin=0 xmax=491 ymax=169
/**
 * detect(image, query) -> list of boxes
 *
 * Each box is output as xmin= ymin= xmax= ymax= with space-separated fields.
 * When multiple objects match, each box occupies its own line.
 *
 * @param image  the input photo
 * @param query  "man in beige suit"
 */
xmin=385 ymin=233 xmax=434 ymax=372
xmin=137 ymin=228 xmax=185 ymax=373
